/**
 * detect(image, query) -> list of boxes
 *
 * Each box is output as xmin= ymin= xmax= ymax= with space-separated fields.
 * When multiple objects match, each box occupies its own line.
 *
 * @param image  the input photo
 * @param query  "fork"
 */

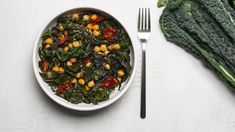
xmin=137 ymin=8 xmax=151 ymax=119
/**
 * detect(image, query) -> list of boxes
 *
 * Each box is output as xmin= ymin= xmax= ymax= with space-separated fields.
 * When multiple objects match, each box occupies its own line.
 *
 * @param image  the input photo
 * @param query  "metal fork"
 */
xmin=137 ymin=8 xmax=151 ymax=119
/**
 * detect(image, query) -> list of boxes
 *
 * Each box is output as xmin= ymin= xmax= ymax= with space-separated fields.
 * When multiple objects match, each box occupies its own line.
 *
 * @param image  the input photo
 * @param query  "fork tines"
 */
xmin=138 ymin=8 xmax=151 ymax=32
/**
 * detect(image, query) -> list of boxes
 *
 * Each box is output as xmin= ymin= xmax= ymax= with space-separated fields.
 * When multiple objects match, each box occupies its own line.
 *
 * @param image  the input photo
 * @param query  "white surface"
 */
xmin=1 ymin=0 xmax=235 ymax=132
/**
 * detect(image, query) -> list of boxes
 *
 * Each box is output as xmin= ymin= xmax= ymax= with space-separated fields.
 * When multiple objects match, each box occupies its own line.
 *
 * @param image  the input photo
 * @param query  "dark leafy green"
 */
xmin=159 ymin=0 xmax=235 ymax=89
xmin=39 ymin=11 xmax=132 ymax=104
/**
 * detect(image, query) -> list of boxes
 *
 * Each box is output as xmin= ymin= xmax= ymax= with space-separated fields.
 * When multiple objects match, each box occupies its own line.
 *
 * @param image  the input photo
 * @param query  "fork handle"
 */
xmin=141 ymin=48 xmax=146 ymax=119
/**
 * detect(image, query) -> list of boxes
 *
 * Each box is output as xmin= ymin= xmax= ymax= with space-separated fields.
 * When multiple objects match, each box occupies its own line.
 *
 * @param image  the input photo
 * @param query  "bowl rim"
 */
xmin=32 ymin=7 xmax=137 ymax=111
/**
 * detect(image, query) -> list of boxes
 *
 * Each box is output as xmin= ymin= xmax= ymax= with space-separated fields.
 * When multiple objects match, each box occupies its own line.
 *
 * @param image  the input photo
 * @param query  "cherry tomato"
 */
xmin=57 ymin=82 xmax=72 ymax=93
xmin=42 ymin=61 xmax=49 ymax=72
xmin=101 ymin=76 xmax=119 ymax=89
xmin=58 ymin=35 xmax=69 ymax=45
xmin=103 ymin=27 xmax=116 ymax=41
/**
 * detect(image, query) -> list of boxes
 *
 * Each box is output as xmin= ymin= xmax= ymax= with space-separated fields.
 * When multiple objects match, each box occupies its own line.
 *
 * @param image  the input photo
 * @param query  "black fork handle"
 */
xmin=141 ymin=49 xmax=146 ymax=119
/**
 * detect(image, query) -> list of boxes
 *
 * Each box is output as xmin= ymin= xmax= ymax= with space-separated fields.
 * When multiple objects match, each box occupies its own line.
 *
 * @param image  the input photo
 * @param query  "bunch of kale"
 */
xmin=158 ymin=0 xmax=235 ymax=88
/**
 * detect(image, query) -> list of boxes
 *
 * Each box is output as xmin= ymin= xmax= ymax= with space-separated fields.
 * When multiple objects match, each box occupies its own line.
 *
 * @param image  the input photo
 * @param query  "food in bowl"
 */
xmin=38 ymin=11 xmax=132 ymax=104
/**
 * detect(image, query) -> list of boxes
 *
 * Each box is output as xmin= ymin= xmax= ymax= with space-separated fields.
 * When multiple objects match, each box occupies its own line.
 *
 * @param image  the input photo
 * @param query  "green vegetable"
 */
xmin=195 ymin=0 xmax=235 ymax=42
xmin=157 ymin=0 xmax=168 ymax=7
xmin=159 ymin=0 xmax=235 ymax=89
xmin=221 ymin=0 xmax=235 ymax=20
xmin=174 ymin=1 xmax=235 ymax=71
xmin=159 ymin=0 xmax=184 ymax=9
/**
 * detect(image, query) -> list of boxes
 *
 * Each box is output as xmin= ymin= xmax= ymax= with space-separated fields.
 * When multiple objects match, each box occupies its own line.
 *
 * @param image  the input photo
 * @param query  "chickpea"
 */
xmin=64 ymin=46 xmax=69 ymax=52
xmin=112 ymin=44 xmax=121 ymax=50
xmin=90 ymin=14 xmax=97 ymax=20
xmin=83 ymin=15 xmax=90 ymax=21
xmin=92 ymin=24 xmax=99 ymax=31
xmin=117 ymin=77 xmax=122 ymax=82
xmin=86 ymin=23 xmax=93 ymax=30
xmin=52 ymin=66 xmax=59 ymax=72
xmin=58 ymin=24 xmax=64 ymax=31
xmin=100 ymin=44 xmax=107 ymax=52
xmin=92 ymin=30 xmax=100 ymax=37
xmin=72 ymin=13 xmax=79 ymax=19
xmin=86 ymin=62 xmax=92 ymax=67
xmin=76 ymin=72 xmax=82 ymax=78
xmin=85 ymin=85 xmax=90 ymax=91
xmin=104 ymin=63 xmax=110 ymax=70
xmin=72 ymin=41 xmax=80 ymax=47
xmin=71 ymin=78 xmax=77 ymax=83
xmin=58 ymin=67 xmax=65 ymax=73
xmin=70 ymin=58 xmax=77 ymax=63
xmin=67 ymin=61 xmax=73 ymax=66
xmin=108 ymin=45 xmax=112 ymax=50
xmin=118 ymin=70 xmax=125 ymax=77
xmin=68 ymin=43 xmax=73 ymax=48
xmin=45 ymin=44 xmax=51 ymax=49
xmin=45 ymin=38 xmax=53 ymax=45
xmin=78 ymin=78 xmax=85 ymax=85
xmin=87 ymin=80 xmax=95 ymax=88
xmin=104 ymin=51 xmax=110 ymax=56
xmin=93 ymin=46 xmax=100 ymax=53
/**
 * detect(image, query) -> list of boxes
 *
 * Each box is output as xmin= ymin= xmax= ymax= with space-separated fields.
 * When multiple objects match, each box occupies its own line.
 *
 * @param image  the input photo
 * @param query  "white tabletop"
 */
xmin=1 ymin=0 xmax=235 ymax=131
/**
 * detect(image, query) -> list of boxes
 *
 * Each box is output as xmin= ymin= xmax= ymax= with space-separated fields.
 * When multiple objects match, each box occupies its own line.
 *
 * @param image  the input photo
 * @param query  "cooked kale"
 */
xmin=39 ymin=12 xmax=132 ymax=104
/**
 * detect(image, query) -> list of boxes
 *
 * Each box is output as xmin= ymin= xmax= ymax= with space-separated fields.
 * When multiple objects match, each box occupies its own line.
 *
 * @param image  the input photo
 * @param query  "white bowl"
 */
xmin=32 ymin=7 xmax=137 ymax=111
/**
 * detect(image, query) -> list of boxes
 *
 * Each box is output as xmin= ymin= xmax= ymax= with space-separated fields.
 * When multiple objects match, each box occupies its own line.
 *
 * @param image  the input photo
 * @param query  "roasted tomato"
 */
xmin=57 ymin=82 xmax=73 ymax=93
xmin=101 ymin=76 xmax=119 ymax=89
xmin=103 ymin=27 xmax=116 ymax=41
xmin=58 ymin=35 xmax=69 ymax=45
xmin=42 ymin=61 xmax=49 ymax=72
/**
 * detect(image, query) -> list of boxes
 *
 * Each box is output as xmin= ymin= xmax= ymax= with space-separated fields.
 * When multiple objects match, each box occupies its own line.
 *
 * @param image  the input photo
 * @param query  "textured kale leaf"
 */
xmin=159 ymin=0 xmax=235 ymax=89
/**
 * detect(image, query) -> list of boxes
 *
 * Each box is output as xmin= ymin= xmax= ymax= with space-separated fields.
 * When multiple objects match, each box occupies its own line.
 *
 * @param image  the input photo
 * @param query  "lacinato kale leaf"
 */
xmin=159 ymin=1 xmax=235 ymax=89
xmin=195 ymin=0 xmax=235 ymax=42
